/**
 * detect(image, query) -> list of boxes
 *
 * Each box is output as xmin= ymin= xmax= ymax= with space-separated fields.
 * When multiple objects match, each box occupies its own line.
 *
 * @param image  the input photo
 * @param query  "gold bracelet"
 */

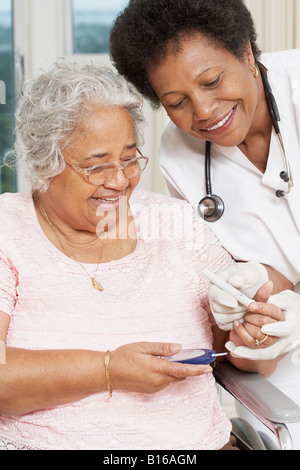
xmin=104 ymin=350 xmax=112 ymax=398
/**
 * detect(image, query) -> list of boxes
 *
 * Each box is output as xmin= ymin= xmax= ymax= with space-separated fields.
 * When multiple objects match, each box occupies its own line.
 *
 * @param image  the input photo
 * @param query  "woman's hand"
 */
xmin=227 ymin=290 xmax=300 ymax=362
xmin=226 ymin=280 xmax=283 ymax=354
xmin=228 ymin=300 xmax=285 ymax=350
xmin=109 ymin=342 xmax=212 ymax=394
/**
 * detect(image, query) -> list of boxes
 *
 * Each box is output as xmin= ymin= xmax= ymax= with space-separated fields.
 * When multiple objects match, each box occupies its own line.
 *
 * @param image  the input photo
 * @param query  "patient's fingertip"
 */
xmin=170 ymin=343 xmax=182 ymax=354
xmin=249 ymin=302 xmax=259 ymax=311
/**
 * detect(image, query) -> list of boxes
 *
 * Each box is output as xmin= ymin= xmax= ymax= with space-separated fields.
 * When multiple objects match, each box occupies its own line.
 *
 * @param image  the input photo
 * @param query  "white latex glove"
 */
xmin=226 ymin=290 xmax=300 ymax=360
xmin=209 ymin=262 xmax=269 ymax=331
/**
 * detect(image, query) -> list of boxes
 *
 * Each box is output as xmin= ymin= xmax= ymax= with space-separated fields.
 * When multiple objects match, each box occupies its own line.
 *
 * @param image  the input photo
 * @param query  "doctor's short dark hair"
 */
xmin=110 ymin=0 xmax=261 ymax=108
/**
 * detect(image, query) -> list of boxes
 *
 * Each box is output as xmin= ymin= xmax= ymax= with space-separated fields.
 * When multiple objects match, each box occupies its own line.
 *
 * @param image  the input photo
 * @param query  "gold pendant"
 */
xmin=92 ymin=278 xmax=104 ymax=292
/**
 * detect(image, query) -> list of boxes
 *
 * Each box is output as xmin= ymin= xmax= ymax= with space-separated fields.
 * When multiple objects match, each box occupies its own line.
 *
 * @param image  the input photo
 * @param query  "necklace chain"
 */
xmin=39 ymin=199 xmax=105 ymax=292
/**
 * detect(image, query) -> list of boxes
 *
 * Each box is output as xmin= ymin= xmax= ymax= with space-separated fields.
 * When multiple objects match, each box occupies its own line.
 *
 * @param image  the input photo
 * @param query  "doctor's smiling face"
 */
xmin=148 ymin=32 xmax=265 ymax=148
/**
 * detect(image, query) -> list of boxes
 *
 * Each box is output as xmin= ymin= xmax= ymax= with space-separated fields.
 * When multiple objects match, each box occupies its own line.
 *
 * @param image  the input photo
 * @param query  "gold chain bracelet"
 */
xmin=104 ymin=350 xmax=112 ymax=398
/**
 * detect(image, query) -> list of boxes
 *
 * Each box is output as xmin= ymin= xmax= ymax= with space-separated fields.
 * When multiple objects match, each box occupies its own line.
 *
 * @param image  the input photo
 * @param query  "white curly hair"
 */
xmin=13 ymin=59 xmax=145 ymax=192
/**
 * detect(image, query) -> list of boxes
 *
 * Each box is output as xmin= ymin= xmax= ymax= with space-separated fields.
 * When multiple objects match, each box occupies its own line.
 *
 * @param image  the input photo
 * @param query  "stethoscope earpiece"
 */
xmin=275 ymin=190 xmax=285 ymax=198
xmin=276 ymin=171 xmax=292 ymax=197
xmin=280 ymin=171 xmax=290 ymax=183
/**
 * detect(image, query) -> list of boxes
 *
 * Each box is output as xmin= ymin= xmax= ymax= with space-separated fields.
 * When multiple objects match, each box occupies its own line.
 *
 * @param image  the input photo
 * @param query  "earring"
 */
xmin=251 ymin=65 xmax=259 ymax=79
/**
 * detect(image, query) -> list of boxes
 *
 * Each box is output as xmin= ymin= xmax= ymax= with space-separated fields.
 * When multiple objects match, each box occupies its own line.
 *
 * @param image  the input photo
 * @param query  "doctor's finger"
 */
xmin=226 ymin=343 xmax=279 ymax=361
xmin=261 ymin=319 xmax=293 ymax=337
xmin=209 ymin=285 xmax=238 ymax=308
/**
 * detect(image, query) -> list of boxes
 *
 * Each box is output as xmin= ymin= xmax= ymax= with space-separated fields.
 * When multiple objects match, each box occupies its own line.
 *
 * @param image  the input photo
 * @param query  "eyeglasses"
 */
xmin=64 ymin=149 xmax=149 ymax=186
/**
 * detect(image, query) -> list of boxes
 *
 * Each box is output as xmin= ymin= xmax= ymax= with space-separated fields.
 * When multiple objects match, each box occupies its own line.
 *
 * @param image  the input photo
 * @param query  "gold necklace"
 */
xmin=39 ymin=199 xmax=105 ymax=292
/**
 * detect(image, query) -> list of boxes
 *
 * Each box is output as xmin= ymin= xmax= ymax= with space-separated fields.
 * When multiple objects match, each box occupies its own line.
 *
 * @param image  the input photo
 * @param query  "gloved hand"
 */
xmin=226 ymin=290 xmax=300 ymax=360
xmin=209 ymin=261 xmax=269 ymax=331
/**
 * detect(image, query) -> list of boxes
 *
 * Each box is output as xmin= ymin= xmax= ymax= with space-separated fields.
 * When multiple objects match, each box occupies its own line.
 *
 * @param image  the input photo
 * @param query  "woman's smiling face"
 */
xmin=148 ymin=33 xmax=260 ymax=148
xmin=45 ymin=105 xmax=140 ymax=234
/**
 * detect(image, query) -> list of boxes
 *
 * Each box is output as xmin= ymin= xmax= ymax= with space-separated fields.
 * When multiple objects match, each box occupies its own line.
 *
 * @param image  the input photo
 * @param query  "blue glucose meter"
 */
xmin=164 ymin=349 xmax=227 ymax=365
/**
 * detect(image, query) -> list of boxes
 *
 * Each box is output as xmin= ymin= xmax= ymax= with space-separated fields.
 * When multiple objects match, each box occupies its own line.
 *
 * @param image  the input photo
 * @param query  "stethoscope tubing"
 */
xmin=198 ymin=63 xmax=293 ymax=222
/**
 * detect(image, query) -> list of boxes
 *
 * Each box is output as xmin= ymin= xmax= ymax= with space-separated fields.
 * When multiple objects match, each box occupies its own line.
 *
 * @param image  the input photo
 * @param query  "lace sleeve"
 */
xmin=195 ymin=214 xmax=234 ymax=273
xmin=0 ymin=248 xmax=18 ymax=316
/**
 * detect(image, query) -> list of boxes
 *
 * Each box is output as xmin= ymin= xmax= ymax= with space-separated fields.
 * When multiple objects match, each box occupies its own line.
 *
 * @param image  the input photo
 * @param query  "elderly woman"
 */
xmin=0 ymin=60 xmax=285 ymax=450
xmin=110 ymin=0 xmax=300 ymax=448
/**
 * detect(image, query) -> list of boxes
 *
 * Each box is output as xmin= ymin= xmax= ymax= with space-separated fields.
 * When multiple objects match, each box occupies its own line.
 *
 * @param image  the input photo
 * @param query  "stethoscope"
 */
xmin=198 ymin=63 xmax=294 ymax=222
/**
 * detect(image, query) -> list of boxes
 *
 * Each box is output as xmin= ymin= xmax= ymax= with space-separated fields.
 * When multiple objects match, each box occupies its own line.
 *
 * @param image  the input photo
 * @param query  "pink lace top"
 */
xmin=0 ymin=189 xmax=232 ymax=450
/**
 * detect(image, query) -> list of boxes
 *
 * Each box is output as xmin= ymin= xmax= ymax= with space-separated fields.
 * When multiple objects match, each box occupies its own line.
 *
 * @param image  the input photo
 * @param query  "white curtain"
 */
xmin=245 ymin=0 xmax=300 ymax=52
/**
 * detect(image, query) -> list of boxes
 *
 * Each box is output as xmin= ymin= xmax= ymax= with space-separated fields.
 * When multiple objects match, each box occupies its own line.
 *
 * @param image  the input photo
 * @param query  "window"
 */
xmin=0 ymin=0 xmax=16 ymax=193
xmin=72 ymin=0 xmax=127 ymax=54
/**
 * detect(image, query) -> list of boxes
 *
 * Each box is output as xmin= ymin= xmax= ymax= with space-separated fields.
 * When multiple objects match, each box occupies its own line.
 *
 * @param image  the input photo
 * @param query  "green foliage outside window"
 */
xmin=72 ymin=2 xmax=125 ymax=54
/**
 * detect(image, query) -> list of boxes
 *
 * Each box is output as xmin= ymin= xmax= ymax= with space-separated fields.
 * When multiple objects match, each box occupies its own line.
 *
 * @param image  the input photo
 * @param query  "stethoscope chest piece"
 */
xmin=198 ymin=141 xmax=225 ymax=222
xmin=198 ymin=194 xmax=225 ymax=222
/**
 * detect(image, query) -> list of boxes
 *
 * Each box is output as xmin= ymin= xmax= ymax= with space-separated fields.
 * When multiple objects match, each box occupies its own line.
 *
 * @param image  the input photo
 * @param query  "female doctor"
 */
xmin=110 ymin=0 xmax=300 ymax=448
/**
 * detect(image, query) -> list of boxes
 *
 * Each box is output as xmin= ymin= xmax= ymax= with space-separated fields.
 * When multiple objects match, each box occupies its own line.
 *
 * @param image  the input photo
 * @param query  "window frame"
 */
xmin=0 ymin=0 xmax=17 ymax=194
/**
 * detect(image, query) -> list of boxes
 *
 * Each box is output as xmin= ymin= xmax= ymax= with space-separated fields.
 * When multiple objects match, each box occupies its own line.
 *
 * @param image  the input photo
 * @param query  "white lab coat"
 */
xmin=159 ymin=49 xmax=300 ymax=448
